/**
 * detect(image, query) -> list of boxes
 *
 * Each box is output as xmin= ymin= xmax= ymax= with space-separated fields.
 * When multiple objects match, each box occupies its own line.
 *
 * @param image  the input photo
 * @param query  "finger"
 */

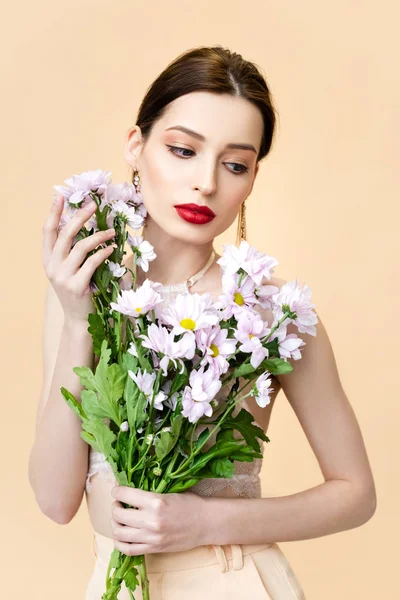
xmin=72 ymin=244 xmax=115 ymax=290
xmin=112 ymin=500 xmax=142 ymax=528
xmin=112 ymin=523 xmax=158 ymax=549
xmin=111 ymin=486 xmax=159 ymax=509
xmin=52 ymin=200 xmax=98 ymax=264
xmin=42 ymin=194 xmax=65 ymax=269
xmin=113 ymin=539 xmax=154 ymax=556
xmin=62 ymin=228 xmax=116 ymax=276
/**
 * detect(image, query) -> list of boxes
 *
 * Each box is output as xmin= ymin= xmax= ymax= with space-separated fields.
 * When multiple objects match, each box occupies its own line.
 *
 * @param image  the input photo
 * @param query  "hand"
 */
xmin=110 ymin=486 xmax=207 ymax=556
xmin=42 ymin=195 xmax=116 ymax=324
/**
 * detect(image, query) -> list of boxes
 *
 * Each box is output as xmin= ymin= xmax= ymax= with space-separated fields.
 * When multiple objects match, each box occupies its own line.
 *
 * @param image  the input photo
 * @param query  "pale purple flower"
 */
xmin=127 ymin=341 xmax=138 ymax=357
xmin=110 ymin=279 xmax=164 ymax=317
xmin=128 ymin=368 xmax=166 ymax=411
xmin=254 ymin=282 xmax=280 ymax=310
xmin=128 ymin=368 xmax=155 ymax=396
xmin=53 ymin=169 xmax=112 ymax=206
xmin=120 ymin=272 xmax=133 ymax=291
xmin=272 ymin=280 xmax=318 ymax=336
xmin=139 ymin=323 xmax=196 ymax=376
xmin=106 ymin=181 xmax=142 ymax=207
xmin=234 ymin=310 xmax=270 ymax=369
xmin=278 ymin=333 xmax=305 ymax=360
xmin=240 ymin=242 xmax=279 ymax=285
xmin=181 ymin=366 xmax=222 ymax=423
xmin=253 ymin=372 xmax=274 ymax=408
xmin=109 ymin=199 xmax=144 ymax=229
xmin=215 ymin=272 xmax=258 ymax=319
xmin=108 ymin=261 xmax=126 ymax=278
xmin=161 ymin=292 xmax=219 ymax=335
xmin=195 ymin=326 xmax=237 ymax=376
xmin=160 ymin=379 xmax=180 ymax=411
xmin=127 ymin=234 xmax=157 ymax=272
xmin=217 ymin=241 xmax=278 ymax=284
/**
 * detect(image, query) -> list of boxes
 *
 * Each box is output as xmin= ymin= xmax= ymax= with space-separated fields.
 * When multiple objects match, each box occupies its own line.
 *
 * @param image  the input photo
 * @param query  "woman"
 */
xmin=29 ymin=46 xmax=377 ymax=599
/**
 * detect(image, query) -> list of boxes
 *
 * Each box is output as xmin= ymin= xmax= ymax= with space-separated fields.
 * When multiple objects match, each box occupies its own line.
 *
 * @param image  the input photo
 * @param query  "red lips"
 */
xmin=174 ymin=203 xmax=216 ymax=217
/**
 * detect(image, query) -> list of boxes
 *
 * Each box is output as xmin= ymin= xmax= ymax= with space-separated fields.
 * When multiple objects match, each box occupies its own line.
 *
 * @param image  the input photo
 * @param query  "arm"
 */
xmin=201 ymin=311 xmax=377 ymax=546
xmin=28 ymin=284 xmax=93 ymax=524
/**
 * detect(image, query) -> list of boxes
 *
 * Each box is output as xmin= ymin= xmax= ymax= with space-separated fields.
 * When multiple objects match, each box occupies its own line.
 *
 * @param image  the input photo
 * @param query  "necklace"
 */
xmin=162 ymin=249 xmax=216 ymax=293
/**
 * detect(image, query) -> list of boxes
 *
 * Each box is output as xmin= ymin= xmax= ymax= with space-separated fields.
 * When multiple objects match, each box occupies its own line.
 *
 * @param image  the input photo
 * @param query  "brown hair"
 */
xmin=133 ymin=45 xmax=278 ymax=167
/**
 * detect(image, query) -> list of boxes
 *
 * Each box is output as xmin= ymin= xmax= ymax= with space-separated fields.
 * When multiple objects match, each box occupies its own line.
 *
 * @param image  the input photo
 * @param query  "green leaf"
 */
xmin=258 ymin=357 xmax=293 ymax=376
xmin=124 ymin=566 xmax=140 ymax=592
xmin=154 ymin=430 xmax=174 ymax=462
xmin=216 ymin=428 xmax=235 ymax=443
xmin=124 ymin=375 xmax=142 ymax=431
xmin=130 ymin=336 xmax=152 ymax=373
xmin=167 ymin=478 xmax=201 ymax=493
xmin=109 ymin=548 xmax=123 ymax=569
xmin=232 ymin=362 xmax=256 ymax=378
xmin=87 ymin=340 xmax=126 ymax=425
xmin=220 ymin=408 xmax=270 ymax=452
xmin=81 ymin=418 xmax=118 ymax=459
xmin=81 ymin=389 xmax=112 ymax=420
xmin=87 ymin=312 xmax=105 ymax=356
xmin=210 ymin=457 xmax=234 ymax=478
xmin=121 ymin=351 xmax=139 ymax=373
xmin=195 ymin=428 xmax=210 ymax=450
xmin=72 ymin=366 xmax=97 ymax=392
xmin=60 ymin=387 xmax=87 ymax=420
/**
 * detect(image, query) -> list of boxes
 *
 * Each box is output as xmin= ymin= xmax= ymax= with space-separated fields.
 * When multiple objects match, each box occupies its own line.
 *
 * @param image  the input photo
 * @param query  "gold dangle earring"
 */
xmin=133 ymin=168 xmax=141 ymax=194
xmin=133 ymin=168 xmax=147 ymax=228
xmin=236 ymin=200 xmax=247 ymax=246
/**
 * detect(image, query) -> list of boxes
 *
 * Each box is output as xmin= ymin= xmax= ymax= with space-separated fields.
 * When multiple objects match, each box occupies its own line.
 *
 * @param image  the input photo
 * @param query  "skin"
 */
xmin=124 ymin=91 xmax=261 ymax=290
xmin=36 ymin=90 xmax=376 ymax=552
xmin=107 ymin=91 xmax=377 ymax=556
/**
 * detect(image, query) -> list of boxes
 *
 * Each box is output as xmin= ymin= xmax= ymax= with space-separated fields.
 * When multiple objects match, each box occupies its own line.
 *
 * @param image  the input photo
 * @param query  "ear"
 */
xmin=124 ymin=126 xmax=144 ymax=168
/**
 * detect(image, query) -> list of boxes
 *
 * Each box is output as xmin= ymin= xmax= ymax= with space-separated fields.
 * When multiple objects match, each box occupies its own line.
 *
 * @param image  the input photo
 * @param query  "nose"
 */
xmin=193 ymin=159 xmax=217 ymax=196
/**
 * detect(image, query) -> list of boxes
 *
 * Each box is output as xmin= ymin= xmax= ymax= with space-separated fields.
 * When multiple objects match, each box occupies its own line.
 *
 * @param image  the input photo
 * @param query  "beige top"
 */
xmin=85 ymin=250 xmax=265 ymax=498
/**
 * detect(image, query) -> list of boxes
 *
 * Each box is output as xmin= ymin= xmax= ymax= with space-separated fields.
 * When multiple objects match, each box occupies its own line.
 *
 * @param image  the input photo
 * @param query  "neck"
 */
xmin=135 ymin=219 xmax=216 ymax=287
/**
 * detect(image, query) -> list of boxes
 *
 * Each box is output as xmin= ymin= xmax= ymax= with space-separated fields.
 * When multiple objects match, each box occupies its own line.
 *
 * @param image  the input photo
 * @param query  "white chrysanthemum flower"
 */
xmin=108 ymin=261 xmax=127 ymax=278
xmin=253 ymin=372 xmax=274 ymax=408
xmin=161 ymin=292 xmax=219 ymax=335
xmin=53 ymin=169 xmax=112 ymax=205
xmin=110 ymin=199 xmax=144 ymax=229
xmin=127 ymin=233 xmax=157 ymax=272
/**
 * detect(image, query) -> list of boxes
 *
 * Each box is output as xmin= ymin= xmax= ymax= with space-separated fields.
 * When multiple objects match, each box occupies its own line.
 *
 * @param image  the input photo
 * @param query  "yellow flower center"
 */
xmin=210 ymin=343 xmax=219 ymax=357
xmin=180 ymin=318 xmax=196 ymax=330
xmin=249 ymin=333 xmax=254 ymax=339
xmin=234 ymin=292 xmax=244 ymax=306
xmin=136 ymin=307 xmax=142 ymax=313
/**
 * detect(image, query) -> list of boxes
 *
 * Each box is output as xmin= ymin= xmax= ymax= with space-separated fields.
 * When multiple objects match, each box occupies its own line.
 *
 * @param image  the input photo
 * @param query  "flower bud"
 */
xmin=145 ymin=434 xmax=153 ymax=445
xmin=120 ymin=421 xmax=129 ymax=432
xmin=152 ymin=467 xmax=162 ymax=476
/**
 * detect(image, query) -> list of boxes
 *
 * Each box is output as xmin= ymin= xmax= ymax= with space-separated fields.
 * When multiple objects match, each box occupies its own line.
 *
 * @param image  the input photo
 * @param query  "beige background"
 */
xmin=1 ymin=1 xmax=398 ymax=598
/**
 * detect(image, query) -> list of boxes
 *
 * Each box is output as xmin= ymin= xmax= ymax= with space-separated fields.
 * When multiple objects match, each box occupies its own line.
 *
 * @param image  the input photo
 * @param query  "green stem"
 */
xmin=169 ymin=381 xmax=254 ymax=479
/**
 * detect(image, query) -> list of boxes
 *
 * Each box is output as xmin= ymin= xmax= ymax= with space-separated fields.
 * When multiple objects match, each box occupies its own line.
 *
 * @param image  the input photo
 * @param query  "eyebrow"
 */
xmin=165 ymin=125 xmax=257 ymax=153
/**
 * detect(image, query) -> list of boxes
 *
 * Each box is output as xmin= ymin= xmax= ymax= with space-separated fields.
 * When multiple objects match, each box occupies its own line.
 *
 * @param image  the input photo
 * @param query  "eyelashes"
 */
xmin=166 ymin=145 xmax=249 ymax=175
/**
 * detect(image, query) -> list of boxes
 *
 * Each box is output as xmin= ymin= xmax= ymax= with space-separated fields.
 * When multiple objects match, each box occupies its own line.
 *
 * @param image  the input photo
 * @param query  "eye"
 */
xmin=166 ymin=145 xmax=249 ymax=175
xmin=167 ymin=145 xmax=194 ymax=158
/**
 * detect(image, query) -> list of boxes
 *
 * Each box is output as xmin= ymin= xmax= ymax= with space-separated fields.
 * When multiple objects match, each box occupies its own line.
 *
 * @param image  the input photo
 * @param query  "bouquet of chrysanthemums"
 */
xmin=55 ymin=169 xmax=318 ymax=600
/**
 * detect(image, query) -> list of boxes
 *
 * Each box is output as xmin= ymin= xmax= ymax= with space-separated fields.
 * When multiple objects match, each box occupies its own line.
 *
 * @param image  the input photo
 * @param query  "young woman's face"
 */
xmin=125 ymin=91 xmax=263 ymax=243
